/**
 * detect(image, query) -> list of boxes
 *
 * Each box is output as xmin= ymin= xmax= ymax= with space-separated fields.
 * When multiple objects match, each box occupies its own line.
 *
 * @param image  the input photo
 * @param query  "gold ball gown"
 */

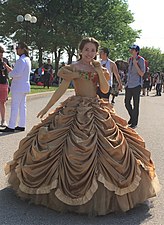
xmin=5 ymin=68 xmax=160 ymax=216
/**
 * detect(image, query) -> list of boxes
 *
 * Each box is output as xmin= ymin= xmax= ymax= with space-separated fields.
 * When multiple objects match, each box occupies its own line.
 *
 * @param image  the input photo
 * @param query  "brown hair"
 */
xmin=78 ymin=37 xmax=99 ymax=59
xmin=99 ymin=47 xmax=110 ymax=56
xmin=0 ymin=46 xmax=5 ymax=53
xmin=17 ymin=42 xmax=29 ymax=57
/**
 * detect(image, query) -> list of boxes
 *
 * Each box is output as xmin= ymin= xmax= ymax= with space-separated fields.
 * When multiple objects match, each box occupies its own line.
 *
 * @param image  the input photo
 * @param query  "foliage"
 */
xmin=0 ymin=0 xmax=139 ymax=55
xmin=8 ymin=85 xmax=57 ymax=97
xmin=140 ymin=47 xmax=164 ymax=73
xmin=1 ymin=0 xmax=163 ymax=73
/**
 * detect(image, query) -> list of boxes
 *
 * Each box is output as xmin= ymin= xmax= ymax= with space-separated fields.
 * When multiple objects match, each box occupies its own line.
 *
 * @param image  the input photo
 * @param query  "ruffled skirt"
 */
xmin=5 ymin=95 xmax=160 ymax=215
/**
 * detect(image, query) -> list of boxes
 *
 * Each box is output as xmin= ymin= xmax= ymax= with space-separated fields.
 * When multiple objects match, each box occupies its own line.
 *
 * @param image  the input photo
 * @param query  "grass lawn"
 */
xmin=8 ymin=85 xmax=74 ymax=97
xmin=30 ymin=85 xmax=57 ymax=94
xmin=30 ymin=85 xmax=74 ymax=94
xmin=8 ymin=85 xmax=57 ymax=97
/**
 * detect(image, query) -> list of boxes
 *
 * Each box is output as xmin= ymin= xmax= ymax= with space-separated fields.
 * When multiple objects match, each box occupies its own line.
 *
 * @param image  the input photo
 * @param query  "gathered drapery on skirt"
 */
xmin=5 ymin=95 xmax=160 ymax=215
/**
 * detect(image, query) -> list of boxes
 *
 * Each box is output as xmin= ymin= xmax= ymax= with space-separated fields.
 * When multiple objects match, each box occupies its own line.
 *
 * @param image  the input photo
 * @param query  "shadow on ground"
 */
xmin=0 ymin=187 xmax=153 ymax=225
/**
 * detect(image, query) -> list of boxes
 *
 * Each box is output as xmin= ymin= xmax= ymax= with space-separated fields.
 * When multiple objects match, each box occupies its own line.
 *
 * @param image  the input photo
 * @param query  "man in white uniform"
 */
xmin=97 ymin=47 xmax=122 ymax=102
xmin=0 ymin=42 xmax=31 ymax=132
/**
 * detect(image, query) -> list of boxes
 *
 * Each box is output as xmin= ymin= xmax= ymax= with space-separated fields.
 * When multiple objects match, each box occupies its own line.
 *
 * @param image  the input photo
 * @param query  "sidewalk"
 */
xmin=0 ymin=87 xmax=164 ymax=225
xmin=7 ymin=89 xmax=75 ymax=102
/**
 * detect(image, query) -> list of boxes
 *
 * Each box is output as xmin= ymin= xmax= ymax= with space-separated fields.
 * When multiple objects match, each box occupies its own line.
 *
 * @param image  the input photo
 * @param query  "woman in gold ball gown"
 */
xmin=5 ymin=37 xmax=160 ymax=216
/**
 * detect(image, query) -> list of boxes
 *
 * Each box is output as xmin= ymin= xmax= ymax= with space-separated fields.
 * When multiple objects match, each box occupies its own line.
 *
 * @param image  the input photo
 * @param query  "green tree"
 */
xmin=0 ymin=0 xmax=141 ymax=66
xmin=140 ymin=47 xmax=164 ymax=73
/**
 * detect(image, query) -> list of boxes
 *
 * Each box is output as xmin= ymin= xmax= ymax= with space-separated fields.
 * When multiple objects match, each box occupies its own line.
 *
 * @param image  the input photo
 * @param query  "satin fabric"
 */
xmin=5 ymin=67 xmax=160 ymax=215
xmin=5 ymin=95 xmax=160 ymax=215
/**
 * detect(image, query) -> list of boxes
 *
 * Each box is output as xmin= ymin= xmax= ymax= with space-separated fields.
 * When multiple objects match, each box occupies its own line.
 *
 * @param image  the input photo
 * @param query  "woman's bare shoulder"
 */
xmin=63 ymin=62 xmax=79 ymax=71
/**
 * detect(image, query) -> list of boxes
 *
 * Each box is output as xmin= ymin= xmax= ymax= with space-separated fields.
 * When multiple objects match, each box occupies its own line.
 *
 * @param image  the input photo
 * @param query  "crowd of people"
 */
xmin=0 ymin=41 xmax=163 ymax=133
xmin=0 ymin=37 xmax=161 ymax=217
xmin=30 ymin=58 xmax=54 ymax=88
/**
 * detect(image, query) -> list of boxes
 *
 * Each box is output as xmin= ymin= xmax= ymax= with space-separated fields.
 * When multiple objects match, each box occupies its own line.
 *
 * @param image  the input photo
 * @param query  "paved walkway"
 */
xmin=0 ymin=89 xmax=163 ymax=225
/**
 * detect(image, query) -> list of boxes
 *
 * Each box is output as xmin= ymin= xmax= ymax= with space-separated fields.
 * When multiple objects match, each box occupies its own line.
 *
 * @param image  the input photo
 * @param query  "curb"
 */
xmin=7 ymin=89 xmax=75 ymax=103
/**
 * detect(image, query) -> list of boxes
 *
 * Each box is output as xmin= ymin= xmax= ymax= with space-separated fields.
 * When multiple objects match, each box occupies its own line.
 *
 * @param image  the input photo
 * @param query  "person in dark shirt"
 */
xmin=43 ymin=59 xmax=53 ymax=88
xmin=0 ymin=46 xmax=10 ymax=127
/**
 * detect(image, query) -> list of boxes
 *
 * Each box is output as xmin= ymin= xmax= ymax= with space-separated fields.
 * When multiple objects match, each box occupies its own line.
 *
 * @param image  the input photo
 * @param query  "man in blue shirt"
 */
xmin=125 ymin=44 xmax=145 ymax=129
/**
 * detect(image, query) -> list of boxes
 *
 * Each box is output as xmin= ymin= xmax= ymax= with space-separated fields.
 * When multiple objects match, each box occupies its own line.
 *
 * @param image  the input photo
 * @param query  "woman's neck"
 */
xmin=80 ymin=59 xmax=92 ymax=66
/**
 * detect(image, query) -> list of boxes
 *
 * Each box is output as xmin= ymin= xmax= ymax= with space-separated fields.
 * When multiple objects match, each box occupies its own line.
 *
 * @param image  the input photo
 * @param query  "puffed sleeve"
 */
xmin=57 ymin=64 xmax=80 ymax=81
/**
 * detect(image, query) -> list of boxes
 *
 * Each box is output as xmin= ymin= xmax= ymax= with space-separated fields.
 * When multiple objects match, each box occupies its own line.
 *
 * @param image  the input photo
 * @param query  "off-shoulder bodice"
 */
xmin=58 ymin=66 xmax=99 ymax=97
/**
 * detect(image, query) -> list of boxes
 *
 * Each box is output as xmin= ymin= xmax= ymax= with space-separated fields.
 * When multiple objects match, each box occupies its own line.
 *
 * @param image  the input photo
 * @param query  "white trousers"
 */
xmin=8 ymin=92 xmax=27 ymax=129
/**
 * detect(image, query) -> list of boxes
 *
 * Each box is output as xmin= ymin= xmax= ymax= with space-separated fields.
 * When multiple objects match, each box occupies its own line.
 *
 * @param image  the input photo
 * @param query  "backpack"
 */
xmin=129 ymin=55 xmax=148 ymax=73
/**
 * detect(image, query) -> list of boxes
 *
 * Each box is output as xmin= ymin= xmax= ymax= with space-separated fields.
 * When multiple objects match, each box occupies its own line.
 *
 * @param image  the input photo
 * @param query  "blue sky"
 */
xmin=128 ymin=0 xmax=164 ymax=52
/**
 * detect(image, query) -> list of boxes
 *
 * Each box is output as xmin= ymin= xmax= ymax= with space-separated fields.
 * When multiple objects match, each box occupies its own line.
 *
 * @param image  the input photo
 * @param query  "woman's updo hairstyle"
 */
xmin=78 ymin=37 xmax=100 ymax=60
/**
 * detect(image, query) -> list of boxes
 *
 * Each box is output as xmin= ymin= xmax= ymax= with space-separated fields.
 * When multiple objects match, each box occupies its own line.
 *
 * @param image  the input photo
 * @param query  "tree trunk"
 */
xmin=67 ymin=47 xmax=75 ymax=64
xmin=38 ymin=46 xmax=43 ymax=67
xmin=54 ymin=48 xmax=61 ymax=77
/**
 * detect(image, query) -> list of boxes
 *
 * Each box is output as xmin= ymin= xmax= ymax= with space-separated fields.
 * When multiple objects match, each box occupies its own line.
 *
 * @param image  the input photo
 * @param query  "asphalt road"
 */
xmin=0 ymin=88 xmax=163 ymax=225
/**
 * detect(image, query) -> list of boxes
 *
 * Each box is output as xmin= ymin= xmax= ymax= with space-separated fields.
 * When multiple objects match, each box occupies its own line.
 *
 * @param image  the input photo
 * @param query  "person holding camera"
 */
xmin=0 ymin=46 xmax=10 ymax=127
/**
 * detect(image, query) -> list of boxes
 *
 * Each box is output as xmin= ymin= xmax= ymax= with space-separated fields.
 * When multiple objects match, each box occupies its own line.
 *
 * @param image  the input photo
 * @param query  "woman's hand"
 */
xmin=118 ymin=83 xmax=123 ymax=91
xmin=37 ymin=107 xmax=49 ymax=119
xmin=3 ymin=62 xmax=7 ymax=68
xmin=3 ymin=62 xmax=12 ymax=72
xmin=91 ymin=59 xmax=101 ymax=68
xmin=91 ymin=59 xmax=109 ymax=93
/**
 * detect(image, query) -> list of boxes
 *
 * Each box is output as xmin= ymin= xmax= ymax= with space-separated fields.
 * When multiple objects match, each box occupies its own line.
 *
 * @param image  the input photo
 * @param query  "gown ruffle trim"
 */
xmin=5 ymin=159 xmax=159 ymax=206
xmin=4 ymin=95 xmax=160 ymax=213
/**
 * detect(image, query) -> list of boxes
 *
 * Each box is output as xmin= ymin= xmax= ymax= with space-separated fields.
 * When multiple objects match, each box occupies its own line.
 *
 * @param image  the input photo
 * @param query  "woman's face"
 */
xmin=16 ymin=46 xmax=24 ymax=56
xmin=81 ymin=42 xmax=97 ymax=63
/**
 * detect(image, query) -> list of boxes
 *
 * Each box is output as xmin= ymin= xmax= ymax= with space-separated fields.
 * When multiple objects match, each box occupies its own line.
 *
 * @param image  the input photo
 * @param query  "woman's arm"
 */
xmin=102 ymin=67 xmax=110 ymax=81
xmin=4 ymin=59 xmax=26 ymax=78
xmin=37 ymin=79 xmax=70 ymax=118
xmin=111 ymin=62 xmax=122 ymax=91
xmin=3 ymin=62 xmax=13 ymax=73
xmin=58 ymin=65 xmax=79 ymax=80
xmin=37 ymin=64 xmax=80 ymax=118
xmin=92 ymin=59 xmax=109 ymax=94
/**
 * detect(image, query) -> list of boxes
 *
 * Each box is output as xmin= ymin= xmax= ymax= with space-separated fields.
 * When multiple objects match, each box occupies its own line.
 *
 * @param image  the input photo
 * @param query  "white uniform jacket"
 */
xmin=9 ymin=54 xmax=31 ymax=93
